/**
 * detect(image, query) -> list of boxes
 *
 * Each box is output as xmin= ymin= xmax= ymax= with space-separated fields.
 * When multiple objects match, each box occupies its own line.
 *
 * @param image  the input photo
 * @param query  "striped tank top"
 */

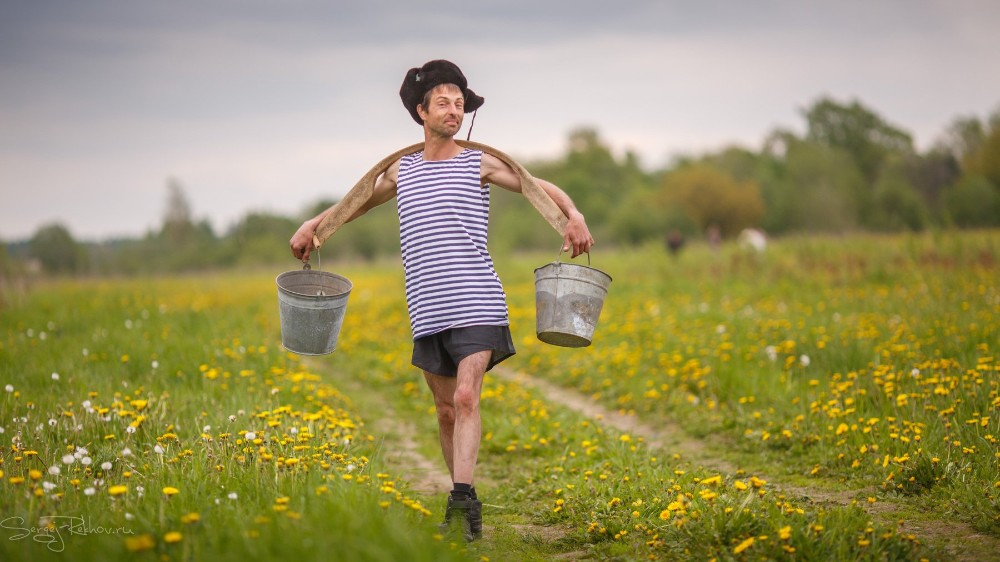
xmin=396 ymin=148 xmax=509 ymax=340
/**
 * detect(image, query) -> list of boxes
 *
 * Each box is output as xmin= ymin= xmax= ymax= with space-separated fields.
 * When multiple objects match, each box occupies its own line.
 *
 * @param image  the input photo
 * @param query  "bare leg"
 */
xmin=423 ymin=370 xmax=457 ymax=481
xmin=423 ymin=349 xmax=490 ymax=485
xmin=451 ymin=350 xmax=489 ymax=485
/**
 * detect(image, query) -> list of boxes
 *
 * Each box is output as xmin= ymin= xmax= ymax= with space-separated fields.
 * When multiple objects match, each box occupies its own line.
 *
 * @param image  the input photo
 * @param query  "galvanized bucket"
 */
xmin=276 ymin=265 xmax=352 ymax=355
xmin=534 ymin=252 xmax=612 ymax=347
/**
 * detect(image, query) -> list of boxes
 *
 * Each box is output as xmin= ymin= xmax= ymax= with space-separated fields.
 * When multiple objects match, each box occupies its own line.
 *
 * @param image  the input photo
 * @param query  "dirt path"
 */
xmin=311 ymin=355 xmax=997 ymax=561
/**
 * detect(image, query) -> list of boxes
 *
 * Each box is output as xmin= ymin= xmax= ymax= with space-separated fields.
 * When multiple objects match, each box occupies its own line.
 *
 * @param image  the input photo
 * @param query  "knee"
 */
xmin=453 ymin=386 xmax=480 ymax=416
xmin=434 ymin=401 xmax=457 ymax=426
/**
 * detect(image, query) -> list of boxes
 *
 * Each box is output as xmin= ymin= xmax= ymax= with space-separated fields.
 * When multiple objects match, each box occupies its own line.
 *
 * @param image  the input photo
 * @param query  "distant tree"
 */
xmin=29 ymin=223 xmax=87 ymax=274
xmin=942 ymin=175 xmax=1000 ymax=227
xmin=659 ymin=163 xmax=764 ymax=238
xmin=803 ymin=97 xmax=914 ymax=184
xmin=162 ymin=178 xmax=196 ymax=244
xmin=870 ymin=156 xmax=930 ymax=231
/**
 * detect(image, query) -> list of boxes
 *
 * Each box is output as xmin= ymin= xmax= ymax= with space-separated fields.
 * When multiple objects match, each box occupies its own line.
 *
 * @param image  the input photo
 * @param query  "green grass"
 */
xmin=1 ymin=230 xmax=998 ymax=561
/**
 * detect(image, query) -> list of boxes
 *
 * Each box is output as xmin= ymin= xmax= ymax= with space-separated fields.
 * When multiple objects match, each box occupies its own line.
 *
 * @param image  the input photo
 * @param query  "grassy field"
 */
xmin=0 ymin=230 xmax=997 ymax=561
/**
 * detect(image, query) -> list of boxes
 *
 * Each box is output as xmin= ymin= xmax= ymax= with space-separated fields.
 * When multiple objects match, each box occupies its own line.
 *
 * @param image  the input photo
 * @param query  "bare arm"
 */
xmin=289 ymin=159 xmax=400 ymax=262
xmin=481 ymin=153 xmax=594 ymax=257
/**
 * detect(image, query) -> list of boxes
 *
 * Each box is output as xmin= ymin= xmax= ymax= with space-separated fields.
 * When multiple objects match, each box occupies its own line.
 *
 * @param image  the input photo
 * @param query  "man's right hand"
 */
xmin=290 ymin=219 xmax=318 ymax=262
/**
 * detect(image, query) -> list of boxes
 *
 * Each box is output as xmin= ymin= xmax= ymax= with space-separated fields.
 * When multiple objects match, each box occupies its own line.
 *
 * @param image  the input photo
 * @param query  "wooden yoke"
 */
xmin=311 ymin=141 xmax=569 ymax=249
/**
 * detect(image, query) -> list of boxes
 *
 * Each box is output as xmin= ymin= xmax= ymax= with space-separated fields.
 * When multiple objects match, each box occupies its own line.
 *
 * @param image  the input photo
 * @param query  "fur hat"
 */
xmin=399 ymin=59 xmax=485 ymax=125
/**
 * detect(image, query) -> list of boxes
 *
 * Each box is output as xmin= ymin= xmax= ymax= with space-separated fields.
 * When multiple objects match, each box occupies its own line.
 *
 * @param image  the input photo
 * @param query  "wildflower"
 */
xmin=51 ymin=372 xmax=60 ymax=381
xmin=733 ymin=536 xmax=755 ymax=554
xmin=48 ymin=466 xmax=61 ymax=476
xmin=779 ymin=526 xmax=792 ymax=540
xmin=62 ymin=454 xmax=75 ymax=465
xmin=154 ymin=445 xmax=164 ymax=455
xmin=124 ymin=534 xmax=156 ymax=552
xmin=80 ymin=457 xmax=92 ymax=466
xmin=245 ymin=431 xmax=256 ymax=441
xmin=180 ymin=513 xmax=201 ymax=524
xmin=101 ymin=462 xmax=112 ymax=471
xmin=162 ymin=486 xmax=180 ymax=497
xmin=800 ymin=354 xmax=811 ymax=367
xmin=5 ymin=385 xmax=13 ymax=393
xmin=108 ymin=485 xmax=128 ymax=496
xmin=126 ymin=426 xmax=136 ymax=434
xmin=163 ymin=531 xmax=182 ymax=544
xmin=84 ymin=487 xmax=96 ymax=496
xmin=29 ymin=469 xmax=43 ymax=481
xmin=228 ymin=492 xmax=238 ymax=500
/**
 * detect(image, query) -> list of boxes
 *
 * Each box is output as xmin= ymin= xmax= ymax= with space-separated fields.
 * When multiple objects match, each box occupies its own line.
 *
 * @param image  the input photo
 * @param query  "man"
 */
xmin=289 ymin=59 xmax=594 ymax=541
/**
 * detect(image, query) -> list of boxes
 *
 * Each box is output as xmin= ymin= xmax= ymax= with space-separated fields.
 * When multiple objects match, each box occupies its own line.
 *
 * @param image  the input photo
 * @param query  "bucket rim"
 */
xmin=276 ymin=269 xmax=354 ymax=298
xmin=534 ymin=261 xmax=612 ymax=282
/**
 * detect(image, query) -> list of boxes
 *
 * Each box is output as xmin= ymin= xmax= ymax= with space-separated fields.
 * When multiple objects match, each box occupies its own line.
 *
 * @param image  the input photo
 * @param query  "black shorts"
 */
xmin=412 ymin=325 xmax=516 ymax=377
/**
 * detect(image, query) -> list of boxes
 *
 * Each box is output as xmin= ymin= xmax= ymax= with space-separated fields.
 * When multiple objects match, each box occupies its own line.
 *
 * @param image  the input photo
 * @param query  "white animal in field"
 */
xmin=737 ymin=228 xmax=767 ymax=252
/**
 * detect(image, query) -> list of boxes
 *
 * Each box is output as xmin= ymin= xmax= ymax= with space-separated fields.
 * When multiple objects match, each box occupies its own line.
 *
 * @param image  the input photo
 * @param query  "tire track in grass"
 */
xmin=493 ymin=366 xmax=1000 ymax=562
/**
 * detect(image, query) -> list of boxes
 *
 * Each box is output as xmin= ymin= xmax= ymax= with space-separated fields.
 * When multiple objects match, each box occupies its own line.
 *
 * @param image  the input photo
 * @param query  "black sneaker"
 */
xmin=439 ymin=494 xmax=479 ymax=542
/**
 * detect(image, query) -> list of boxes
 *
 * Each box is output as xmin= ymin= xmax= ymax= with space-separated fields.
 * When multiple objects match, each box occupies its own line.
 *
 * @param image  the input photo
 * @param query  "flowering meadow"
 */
xmin=1 ymin=230 xmax=997 ymax=561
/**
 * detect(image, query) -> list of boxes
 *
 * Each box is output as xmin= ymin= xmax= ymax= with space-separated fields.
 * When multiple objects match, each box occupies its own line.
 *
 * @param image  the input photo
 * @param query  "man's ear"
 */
xmin=416 ymin=103 xmax=428 ymax=122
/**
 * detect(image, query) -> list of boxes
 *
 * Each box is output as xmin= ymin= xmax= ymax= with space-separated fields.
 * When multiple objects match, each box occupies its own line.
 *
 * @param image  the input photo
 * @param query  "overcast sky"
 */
xmin=2 ymin=0 xmax=998 ymax=241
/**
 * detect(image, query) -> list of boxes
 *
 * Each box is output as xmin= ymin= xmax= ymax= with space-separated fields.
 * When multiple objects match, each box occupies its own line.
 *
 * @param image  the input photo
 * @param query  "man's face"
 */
xmin=417 ymin=84 xmax=464 ymax=137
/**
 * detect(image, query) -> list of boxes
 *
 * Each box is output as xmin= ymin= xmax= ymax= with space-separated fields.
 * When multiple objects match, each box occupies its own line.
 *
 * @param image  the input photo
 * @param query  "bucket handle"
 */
xmin=556 ymin=246 xmax=590 ymax=266
xmin=301 ymin=249 xmax=320 ymax=271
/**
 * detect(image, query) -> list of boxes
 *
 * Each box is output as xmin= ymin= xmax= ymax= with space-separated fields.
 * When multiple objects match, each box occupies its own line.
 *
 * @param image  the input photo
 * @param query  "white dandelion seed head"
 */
xmin=203 ymin=425 xmax=211 ymax=433
xmin=765 ymin=346 xmax=778 ymax=361
xmin=51 ymin=372 xmax=60 ymax=381
xmin=346 ymin=463 xmax=356 ymax=473
xmin=82 ymin=400 xmax=91 ymax=409
xmin=121 ymin=447 xmax=132 ymax=457
xmin=125 ymin=513 xmax=134 ymax=521
xmin=154 ymin=445 xmax=164 ymax=455
xmin=101 ymin=462 xmax=112 ymax=471
xmin=0 ymin=427 xmax=4 ymax=434
xmin=48 ymin=466 xmax=61 ymax=476
xmin=62 ymin=454 xmax=75 ymax=465
xmin=126 ymin=426 xmax=136 ymax=434
xmin=228 ymin=415 xmax=237 ymax=423
xmin=237 ymin=409 xmax=245 ymax=416
xmin=80 ymin=457 xmax=92 ymax=466
xmin=271 ymin=387 xmax=279 ymax=395
xmin=48 ymin=419 xmax=57 ymax=427
xmin=799 ymin=354 xmax=811 ymax=367
xmin=83 ymin=487 xmax=95 ymax=496
xmin=135 ymin=485 xmax=144 ymax=493
xmin=910 ymin=368 xmax=920 ymax=377
xmin=42 ymin=481 xmax=56 ymax=491
xmin=77 ymin=446 xmax=88 ymax=456
xmin=228 ymin=492 xmax=238 ymax=500
xmin=715 ymin=324 xmax=726 ymax=334
xmin=82 ymin=348 xmax=89 ymax=356
xmin=245 ymin=432 xmax=256 ymax=441
xmin=214 ymin=498 xmax=221 ymax=505
xmin=4 ymin=385 xmax=13 ymax=393
xmin=290 ymin=427 xmax=298 ymax=435
xmin=151 ymin=360 xmax=159 ymax=369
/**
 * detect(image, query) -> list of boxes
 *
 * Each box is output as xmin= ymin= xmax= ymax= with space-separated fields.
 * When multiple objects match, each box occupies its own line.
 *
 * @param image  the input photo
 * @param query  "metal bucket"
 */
xmin=276 ymin=266 xmax=353 ymax=355
xmin=534 ymin=253 xmax=612 ymax=347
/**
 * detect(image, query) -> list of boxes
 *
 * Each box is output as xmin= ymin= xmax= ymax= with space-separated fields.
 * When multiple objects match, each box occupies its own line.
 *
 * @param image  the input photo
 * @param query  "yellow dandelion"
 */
xmin=29 ymin=469 xmax=43 ymax=481
xmin=162 ymin=486 xmax=180 ymax=497
xmin=163 ymin=531 xmax=183 ymax=544
xmin=124 ymin=533 xmax=156 ymax=552
xmin=733 ymin=536 xmax=755 ymax=554
xmin=180 ymin=513 xmax=200 ymax=524
xmin=108 ymin=485 xmax=128 ymax=496
xmin=779 ymin=526 xmax=792 ymax=540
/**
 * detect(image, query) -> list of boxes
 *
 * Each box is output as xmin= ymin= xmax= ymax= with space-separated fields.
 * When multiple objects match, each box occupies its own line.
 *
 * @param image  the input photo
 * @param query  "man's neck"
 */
xmin=422 ymin=134 xmax=462 ymax=161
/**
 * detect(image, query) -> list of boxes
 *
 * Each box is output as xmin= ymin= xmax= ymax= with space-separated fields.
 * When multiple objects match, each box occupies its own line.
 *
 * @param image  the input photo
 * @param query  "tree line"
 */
xmin=4 ymin=95 xmax=999 ymax=276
